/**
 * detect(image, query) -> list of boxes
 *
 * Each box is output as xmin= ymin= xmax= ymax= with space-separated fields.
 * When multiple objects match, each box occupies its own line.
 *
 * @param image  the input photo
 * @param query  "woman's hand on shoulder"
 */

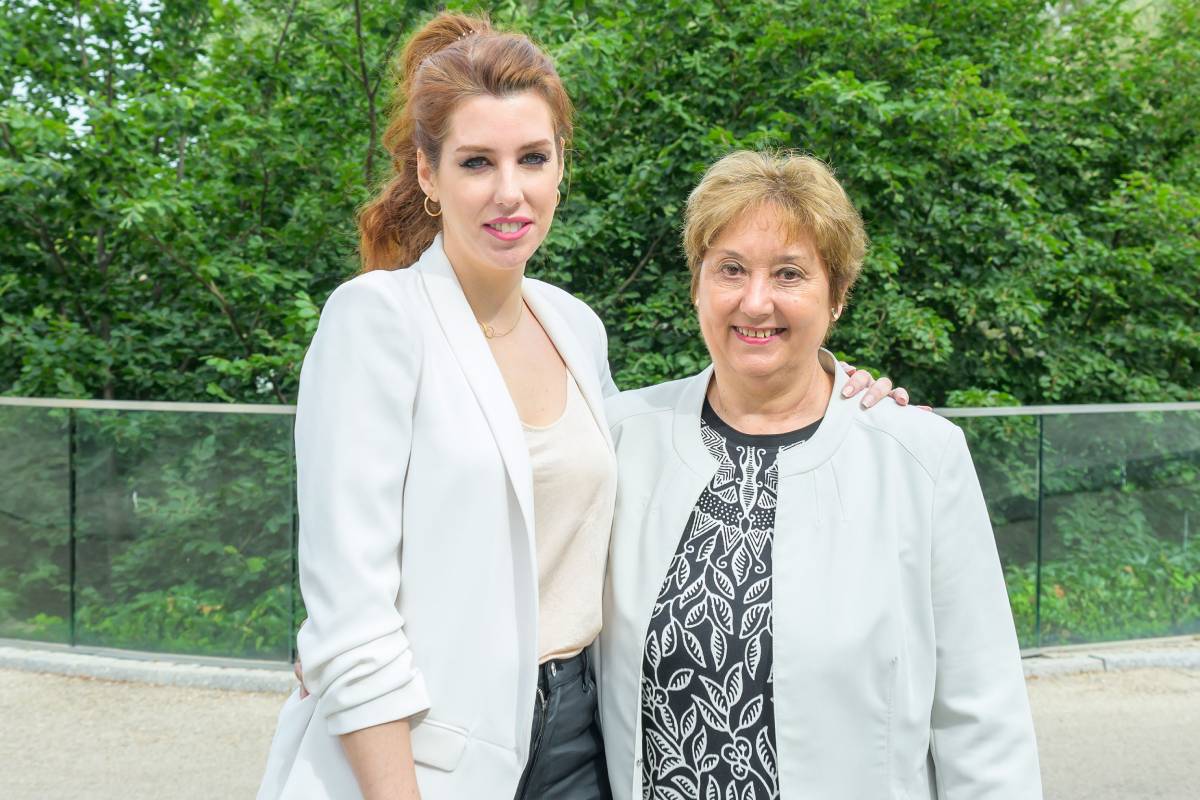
xmin=839 ymin=361 xmax=928 ymax=410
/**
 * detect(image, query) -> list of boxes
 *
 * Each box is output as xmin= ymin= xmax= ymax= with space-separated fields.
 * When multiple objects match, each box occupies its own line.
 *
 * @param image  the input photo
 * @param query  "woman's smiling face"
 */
xmin=695 ymin=202 xmax=837 ymax=385
xmin=417 ymin=91 xmax=563 ymax=279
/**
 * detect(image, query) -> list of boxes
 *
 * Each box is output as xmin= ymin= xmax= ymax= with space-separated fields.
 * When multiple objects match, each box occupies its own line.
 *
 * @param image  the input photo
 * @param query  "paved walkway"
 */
xmin=1 ymin=644 xmax=1198 ymax=798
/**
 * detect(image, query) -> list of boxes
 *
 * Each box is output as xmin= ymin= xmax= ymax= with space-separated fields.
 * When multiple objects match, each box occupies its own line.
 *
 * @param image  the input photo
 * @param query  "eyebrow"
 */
xmin=712 ymin=248 xmax=812 ymax=263
xmin=453 ymin=139 xmax=554 ymax=155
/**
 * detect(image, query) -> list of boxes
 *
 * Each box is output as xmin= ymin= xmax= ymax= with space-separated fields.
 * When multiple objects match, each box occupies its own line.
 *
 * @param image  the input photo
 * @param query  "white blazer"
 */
xmin=258 ymin=236 xmax=617 ymax=800
xmin=597 ymin=351 xmax=1042 ymax=800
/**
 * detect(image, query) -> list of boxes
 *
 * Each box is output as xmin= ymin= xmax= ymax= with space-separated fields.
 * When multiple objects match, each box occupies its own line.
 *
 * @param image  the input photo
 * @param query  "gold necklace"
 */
xmin=479 ymin=301 xmax=525 ymax=339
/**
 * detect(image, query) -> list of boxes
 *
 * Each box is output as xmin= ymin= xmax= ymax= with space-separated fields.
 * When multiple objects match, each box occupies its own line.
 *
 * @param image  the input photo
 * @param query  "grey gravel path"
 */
xmin=0 ymin=669 xmax=284 ymax=800
xmin=1 ymin=662 xmax=1198 ymax=799
xmin=1027 ymin=667 xmax=1200 ymax=800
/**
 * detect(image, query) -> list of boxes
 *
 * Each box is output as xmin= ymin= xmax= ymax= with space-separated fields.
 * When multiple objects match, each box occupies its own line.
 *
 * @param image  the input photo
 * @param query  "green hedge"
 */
xmin=1 ymin=1 xmax=1197 ymax=657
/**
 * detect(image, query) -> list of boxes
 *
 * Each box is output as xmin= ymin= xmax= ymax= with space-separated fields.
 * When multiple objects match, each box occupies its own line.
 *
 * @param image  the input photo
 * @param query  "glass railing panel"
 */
xmin=1039 ymin=410 xmax=1200 ymax=645
xmin=955 ymin=414 xmax=1041 ymax=648
xmin=0 ymin=407 xmax=71 ymax=643
xmin=73 ymin=410 xmax=294 ymax=660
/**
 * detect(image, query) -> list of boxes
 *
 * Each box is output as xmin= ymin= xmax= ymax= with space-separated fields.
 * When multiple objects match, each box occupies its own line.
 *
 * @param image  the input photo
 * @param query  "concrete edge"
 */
xmin=0 ymin=645 xmax=295 ymax=693
xmin=1023 ymin=648 xmax=1200 ymax=678
xmin=5 ymin=641 xmax=1200 ymax=689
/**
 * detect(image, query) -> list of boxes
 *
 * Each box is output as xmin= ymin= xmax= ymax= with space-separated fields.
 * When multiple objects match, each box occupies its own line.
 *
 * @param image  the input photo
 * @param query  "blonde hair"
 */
xmin=682 ymin=150 xmax=867 ymax=305
xmin=357 ymin=12 xmax=573 ymax=271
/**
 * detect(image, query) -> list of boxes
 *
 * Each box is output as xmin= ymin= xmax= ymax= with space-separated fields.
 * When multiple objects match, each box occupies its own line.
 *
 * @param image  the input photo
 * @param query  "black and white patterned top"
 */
xmin=640 ymin=400 xmax=820 ymax=800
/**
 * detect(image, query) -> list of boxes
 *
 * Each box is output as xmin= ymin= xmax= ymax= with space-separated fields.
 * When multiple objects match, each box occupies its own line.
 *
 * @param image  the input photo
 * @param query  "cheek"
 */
xmin=695 ymin=295 xmax=733 ymax=341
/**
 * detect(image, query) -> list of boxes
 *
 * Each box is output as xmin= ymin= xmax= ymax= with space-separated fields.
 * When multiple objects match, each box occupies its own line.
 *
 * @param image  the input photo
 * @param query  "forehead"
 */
xmin=444 ymin=91 xmax=556 ymax=148
xmin=708 ymin=203 xmax=816 ymax=261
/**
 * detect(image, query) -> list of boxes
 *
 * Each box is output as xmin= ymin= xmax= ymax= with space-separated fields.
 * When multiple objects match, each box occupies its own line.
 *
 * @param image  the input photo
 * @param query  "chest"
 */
xmin=489 ymin=323 xmax=567 ymax=427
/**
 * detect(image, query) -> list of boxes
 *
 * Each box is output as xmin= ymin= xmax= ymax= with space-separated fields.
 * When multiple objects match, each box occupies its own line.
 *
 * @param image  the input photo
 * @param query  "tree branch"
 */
xmin=176 ymin=133 xmax=187 ymax=183
xmin=143 ymin=233 xmax=288 ymax=404
xmin=272 ymin=0 xmax=302 ymax=69
xmin=354 ymin=0 xmax=378 ymax=185
xmin=611 ymin=225 xmax=672 ymax=299
xmin=73 ymin=0 xmax=91 ymax=77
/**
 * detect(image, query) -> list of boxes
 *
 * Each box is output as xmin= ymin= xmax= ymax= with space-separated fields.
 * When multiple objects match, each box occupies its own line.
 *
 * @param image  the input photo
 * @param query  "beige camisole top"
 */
xmin=523 ymin=371 xmax=616 ymax=663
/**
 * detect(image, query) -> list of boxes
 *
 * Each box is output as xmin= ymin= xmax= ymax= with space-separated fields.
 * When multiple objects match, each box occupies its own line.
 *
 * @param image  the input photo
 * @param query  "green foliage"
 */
xmin=2 ymin=0 xmax=1196 ymax=402
xmin=1 ymin=1 xmax=1197 ymax=658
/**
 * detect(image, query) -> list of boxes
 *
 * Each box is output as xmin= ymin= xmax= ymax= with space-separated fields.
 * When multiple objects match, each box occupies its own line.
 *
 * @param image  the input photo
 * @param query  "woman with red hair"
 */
xmin=258 ymin=12 xmax=900 ymax=800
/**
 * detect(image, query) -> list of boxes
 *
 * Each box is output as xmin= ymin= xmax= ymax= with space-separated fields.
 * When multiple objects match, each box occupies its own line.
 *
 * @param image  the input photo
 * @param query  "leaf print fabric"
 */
xmin=640 ymin=401 xmax=819 ymax=800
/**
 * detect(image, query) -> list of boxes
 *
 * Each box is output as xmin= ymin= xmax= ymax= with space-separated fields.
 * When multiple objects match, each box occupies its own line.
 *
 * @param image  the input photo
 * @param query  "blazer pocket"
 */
xmin=410 ymin=717 xmax=470 ymax=772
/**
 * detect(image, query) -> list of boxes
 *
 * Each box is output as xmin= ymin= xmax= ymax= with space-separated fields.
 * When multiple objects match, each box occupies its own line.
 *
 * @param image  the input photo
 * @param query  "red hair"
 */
xmin=357 ymin=12 xmax=574 ymax=271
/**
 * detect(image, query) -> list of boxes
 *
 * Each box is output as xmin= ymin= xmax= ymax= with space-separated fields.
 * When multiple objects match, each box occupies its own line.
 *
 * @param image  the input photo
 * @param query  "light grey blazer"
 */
xmin=258 ymin=236 xmax=617 ymax=800
xmin=597 ymin=350 xmax=1042 ymax=799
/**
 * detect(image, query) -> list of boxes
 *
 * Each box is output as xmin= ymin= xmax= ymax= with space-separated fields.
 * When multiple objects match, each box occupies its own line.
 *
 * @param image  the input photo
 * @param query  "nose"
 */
xmin=493 ymin=164 xmax=522 ymax=211
xmin=739 ymin=271 xmax=774 ymax=318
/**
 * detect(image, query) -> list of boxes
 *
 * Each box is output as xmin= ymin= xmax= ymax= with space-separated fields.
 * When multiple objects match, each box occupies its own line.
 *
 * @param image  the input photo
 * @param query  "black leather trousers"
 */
xmin=514 ymin=649 xmax=612 ymax=800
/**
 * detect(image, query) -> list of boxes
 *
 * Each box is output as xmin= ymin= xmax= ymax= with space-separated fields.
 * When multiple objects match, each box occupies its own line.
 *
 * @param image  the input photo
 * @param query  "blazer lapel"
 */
xmin=412 ymin=238 xmax=535 ymax=541
xmin=523 ymin=282 xmax=614 ymax=451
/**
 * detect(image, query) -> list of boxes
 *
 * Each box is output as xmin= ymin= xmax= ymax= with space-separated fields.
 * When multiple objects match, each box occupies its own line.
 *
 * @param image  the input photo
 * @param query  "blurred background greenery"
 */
xmin=1 ymin=0 xmax=1196 ymax=659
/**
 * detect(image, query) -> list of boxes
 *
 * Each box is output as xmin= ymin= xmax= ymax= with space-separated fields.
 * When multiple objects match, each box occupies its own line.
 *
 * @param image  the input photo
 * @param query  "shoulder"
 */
xmin=323 ymin=268 xmax=420 ymax=316
xmin=310 ymin=269 xmax=424 ymax=358
xmin=851 ymin=400 xmax=966 ymax=480
xmin=605 ymin=375 xmax=694 ymax=431
xmin=319 ymin=269 xmax=423 ymax=333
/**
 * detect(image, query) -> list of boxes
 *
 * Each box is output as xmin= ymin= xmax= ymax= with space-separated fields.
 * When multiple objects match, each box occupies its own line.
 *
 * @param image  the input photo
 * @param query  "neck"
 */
xmin=443 ymin=238 xmax=525 ymax=324
xmin=707 ymin=354 xmax=832 ymax=435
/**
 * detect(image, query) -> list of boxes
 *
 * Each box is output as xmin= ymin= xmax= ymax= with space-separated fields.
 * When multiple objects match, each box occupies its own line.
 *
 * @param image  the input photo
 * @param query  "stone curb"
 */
xmin=4 ymin=642 xmax=1200 ymax=691
xmin=1022 ymin=648 xmax=1200 ymax=678
xmin=0 ymin=645 xmax=295 ymax=693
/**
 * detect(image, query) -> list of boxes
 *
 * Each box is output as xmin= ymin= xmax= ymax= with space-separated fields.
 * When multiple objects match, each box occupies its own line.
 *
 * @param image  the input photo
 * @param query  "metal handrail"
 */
xmin=0 ymin=397 xmax=296 ymax=414
xmin=937 ymin=401 xmax=1200 ymax=417
xmin=3 ymin=395 xmax=1198 ymax=416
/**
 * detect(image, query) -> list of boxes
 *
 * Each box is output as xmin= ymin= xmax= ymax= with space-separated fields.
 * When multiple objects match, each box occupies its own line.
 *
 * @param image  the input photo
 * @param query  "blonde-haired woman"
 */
xmin=258 ymin=14 xmax=902 ymax=800
xmin=598 ymin=151 xmax=1041 ymax=799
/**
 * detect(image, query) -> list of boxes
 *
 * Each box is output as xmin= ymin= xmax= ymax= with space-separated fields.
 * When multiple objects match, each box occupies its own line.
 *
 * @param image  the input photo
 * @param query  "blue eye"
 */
xmin=461 ymin=156 xmax=489 ymax=169
xmin=521 ymin=152 xmax=550 ymax=165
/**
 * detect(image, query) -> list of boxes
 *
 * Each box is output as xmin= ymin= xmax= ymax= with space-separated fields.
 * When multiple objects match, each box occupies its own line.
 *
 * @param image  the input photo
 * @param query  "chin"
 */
xmin=482 ymin=238 xmax=542 ymax=270
xmin=727 ymin=358 xmax=784 ymax=381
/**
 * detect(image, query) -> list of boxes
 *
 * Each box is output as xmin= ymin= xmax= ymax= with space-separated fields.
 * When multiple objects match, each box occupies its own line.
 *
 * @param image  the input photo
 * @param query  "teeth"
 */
xmin=491 ymin=222 xmax=523 ymax=233
xmin=735 ymin=326 xmax=780 ymax=339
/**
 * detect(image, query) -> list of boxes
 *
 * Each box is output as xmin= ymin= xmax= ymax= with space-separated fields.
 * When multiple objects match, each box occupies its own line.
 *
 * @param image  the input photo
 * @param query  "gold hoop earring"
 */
xmin=423 ymin=196 xmax=441 ymax=217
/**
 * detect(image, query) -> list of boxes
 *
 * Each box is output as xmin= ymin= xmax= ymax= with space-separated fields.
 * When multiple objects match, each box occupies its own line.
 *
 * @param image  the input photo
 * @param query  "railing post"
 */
xmin=1034 ymin=414 xmax=1045 ymax=649
xmin=289 ymin=429 xmax=298 ymax=665
xmin=67 ymin=408 xmax=77 ymax=648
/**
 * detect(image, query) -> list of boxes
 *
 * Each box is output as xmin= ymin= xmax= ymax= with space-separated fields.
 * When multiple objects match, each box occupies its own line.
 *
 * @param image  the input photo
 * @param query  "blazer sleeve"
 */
xmin=293 ymin=276 xmax=431 ymax=736
xmin=928 ymin=426 xmax=1043 ymax=799
xmin=593 ymin=310 xmax=619 ymax=398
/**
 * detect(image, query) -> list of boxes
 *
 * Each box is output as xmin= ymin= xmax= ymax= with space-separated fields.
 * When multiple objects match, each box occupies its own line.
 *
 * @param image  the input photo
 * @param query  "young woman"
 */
xmin=257 ymin=14 xmax=902 ymax=800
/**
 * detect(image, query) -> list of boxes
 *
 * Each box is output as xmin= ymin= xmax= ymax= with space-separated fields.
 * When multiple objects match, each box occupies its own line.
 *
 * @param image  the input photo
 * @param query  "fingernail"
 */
xmin=842 ymin=386 xmax=854 ymax=398
xmin=862 ymin=397 xmax=875 ymax=408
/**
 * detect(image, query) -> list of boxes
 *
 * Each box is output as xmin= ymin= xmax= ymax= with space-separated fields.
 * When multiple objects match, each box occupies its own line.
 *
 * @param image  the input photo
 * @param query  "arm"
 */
xmin=594 ymin=310 xmax=620 ymax=398
xmin=928 ymin=427 xmax=1042 ymax=799
xmin=342 ymin=721 xmax=421 ymax=800
xmin=294 ymin=278 xmax=430 ymax=797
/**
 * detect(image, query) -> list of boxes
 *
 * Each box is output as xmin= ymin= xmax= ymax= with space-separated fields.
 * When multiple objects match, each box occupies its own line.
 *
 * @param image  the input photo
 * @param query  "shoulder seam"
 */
xmin=850 ymin=415 xmax=949 ymax=482
xmin=610 ymin=405 xmax=673 ymax=430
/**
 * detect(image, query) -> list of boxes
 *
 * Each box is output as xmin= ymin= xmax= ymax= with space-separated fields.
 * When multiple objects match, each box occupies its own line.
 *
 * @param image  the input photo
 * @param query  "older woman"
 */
xmin=598 ymin=151 xmax=1041 ymax=799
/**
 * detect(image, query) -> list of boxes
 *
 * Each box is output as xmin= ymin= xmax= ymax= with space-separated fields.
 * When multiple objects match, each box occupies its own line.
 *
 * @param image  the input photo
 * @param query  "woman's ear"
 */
xmin=557 ymin=137 xmax=567 ymax=184
xmin=416 ymin=149 xmax=436 ymax=200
